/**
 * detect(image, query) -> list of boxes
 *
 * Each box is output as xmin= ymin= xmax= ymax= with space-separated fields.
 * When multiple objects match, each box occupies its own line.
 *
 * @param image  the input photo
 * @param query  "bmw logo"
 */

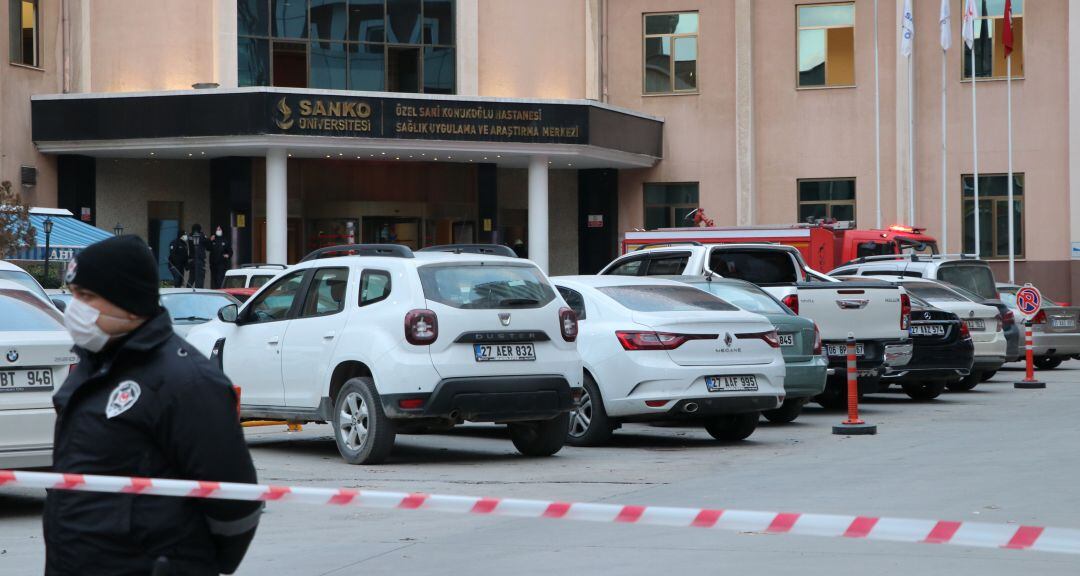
xmin=6 ymin=350 xmax=18 ymax=363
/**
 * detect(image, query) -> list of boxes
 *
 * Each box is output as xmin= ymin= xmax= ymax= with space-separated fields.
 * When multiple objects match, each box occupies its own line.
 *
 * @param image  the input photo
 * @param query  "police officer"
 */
xmin=167 ymin=229 xmax=189 ymax=288
xmin=209 ymin=225 xmax=232 ymax=290
xmin=45 ymin=235 xmax=260 ymax=575
xmin=187 ymin=223 xmax=209 ymax=288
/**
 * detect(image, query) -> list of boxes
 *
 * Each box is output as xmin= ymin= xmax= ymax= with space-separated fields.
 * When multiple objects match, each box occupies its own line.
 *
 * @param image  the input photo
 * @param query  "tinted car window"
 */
xmin=247 ymin=270 xmax=306 ymax=322
xmin=222 ymin=275 xmax=246 ymax=289
xmin=606 ymin=258 xmax=645 ymax=276
xmin=418 ymin=264 xmax=556 ymax=309
xmin=902 ymin=283 xmax=969 ymax=302
xmin=0 ymin=290 xmax=64 ymax=331
xmin=598 ymin=285 xmax=738 ymax=312
xmin=937 ymin=264 xmax=997 ymax=300
xmin=300 ymin=268 xmax=349 ymax=318
xmin=556 ymin=286 xmax=587 ymax=320
xmin=645 ymin=255 xmax=690 ymax=275
xmin=864 ymin=270 xmax=923 ymax=278
xmin=161 ymin=293 xmax=238 ymax=324
xmin=250 ymin=274 xmax=275 ymax=288
xmin=687 ymin=282 xmax=788 ymax=315
xmin=708 ymin=250 xmax=799 ymax=284
xmin=0 ymin=270 xmax=49 ymax=302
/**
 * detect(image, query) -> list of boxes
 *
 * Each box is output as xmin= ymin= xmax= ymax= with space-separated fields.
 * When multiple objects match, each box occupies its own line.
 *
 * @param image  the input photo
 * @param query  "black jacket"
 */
xmin=209 ymin=236 xmax=231 ymax=268
xmin=44 ymin=310 xmax=260 ymax=576
xmin=187 ymin=232 xmax=208 ymax=269
xmin=168 ymin=238 xmax=189 ymax=268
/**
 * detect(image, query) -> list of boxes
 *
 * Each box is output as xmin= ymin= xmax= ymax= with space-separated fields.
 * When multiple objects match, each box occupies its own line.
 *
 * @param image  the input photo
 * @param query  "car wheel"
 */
xmin=902 ymin=380 xmax=946 ymax=400
xmin=979 ymin=370 xmax=997 ymax=382
xmin=761 ymin=399 xmax=804 ymax=424
xmin=814 ymin=387 xmax=848 ymax=410
xmin=1035 ymin=356 xmax=1063 ymax=370
xmin=509 ymin=413 xmax=570 ymax=457
xmin=946 ymin=372 xmax=979 ymax=392
xmin=703 ymin=412 xmax=758 ymax=441
xmin=566 ymin=375 xmax=613 ymax=447
xmin=331 ymin=377 xmax=395 ymax=465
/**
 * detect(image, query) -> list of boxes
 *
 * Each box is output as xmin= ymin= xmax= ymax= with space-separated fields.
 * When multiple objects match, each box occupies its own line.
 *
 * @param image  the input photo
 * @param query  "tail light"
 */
xmin=405 ymin=309 xmax=438 ymax=345
xmin=781 ymin=294 xmax=799 ymax=315
xmin=737 ymin=330 xmax=781 ymax=348
xmin=1002 ymin=309 xmax=1016 ymax=328
xmin=1032 ymin=310 xmax=1047 ymax=325
xmin=900 ymin=293 xmax=912 ymax=330
xmin=616 ymin=331 xmax=715 ymax=351
xmin=559 ymin=307 xmax=578 ymax=342
xmin=959 ymin=321 xmax=971 ymax=339
xmin=994 ymin=314 xmax=1003 ymax=332
xmin=812 ymin=323 xmax=823 ymax=355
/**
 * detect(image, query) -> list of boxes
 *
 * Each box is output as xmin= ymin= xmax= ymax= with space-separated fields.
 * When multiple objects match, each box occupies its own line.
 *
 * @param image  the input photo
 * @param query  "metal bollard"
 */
xmin=833 ymin=333 xmax=877 ymax=435
xmin=1015 ymin=321 xmax=1046 ymax=389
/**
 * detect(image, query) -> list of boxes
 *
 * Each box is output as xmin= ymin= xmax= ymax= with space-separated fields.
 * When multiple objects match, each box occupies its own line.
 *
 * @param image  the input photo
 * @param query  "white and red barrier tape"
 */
xmin=4 ymin=469 xmax=1079 ymax=555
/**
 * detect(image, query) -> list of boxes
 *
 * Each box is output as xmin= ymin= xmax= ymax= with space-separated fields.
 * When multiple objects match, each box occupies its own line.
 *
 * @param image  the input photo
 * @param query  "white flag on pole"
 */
xmin=940 ymin=0 xmax=952 ymax=50
xmin=901 ymin=0 xmax=915 ymax=57
xmin=962 ymin=0 xmax=978 ymax=49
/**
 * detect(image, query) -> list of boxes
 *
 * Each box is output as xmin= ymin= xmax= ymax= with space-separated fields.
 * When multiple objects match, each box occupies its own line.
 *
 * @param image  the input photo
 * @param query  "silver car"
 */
xmin=998 ymin=283 xmax=1080 ymax=369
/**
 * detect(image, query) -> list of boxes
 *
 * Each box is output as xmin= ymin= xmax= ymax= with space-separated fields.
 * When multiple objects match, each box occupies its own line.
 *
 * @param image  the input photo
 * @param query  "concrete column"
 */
xmin=734 ymin=0 xmax=755 ymax=225
xmin=528 ymin=156 xmax=550 ymax=273
xmin=215 ymin=0 xmax=239 ymax=88
xmin=266 ymin=149 xmax=288 ymax=265
xmin=71 ymin=0 xmax=92 ymax=92
xmin=456 ymin=0 xmax=479 ymax=95
xmin=585 ymin=0 xmax=601 ymax=101
xmin=895 ymin=0 xmax=911 ymax=225
xmin=1070 ymin=0 xmax=1080 ymax=300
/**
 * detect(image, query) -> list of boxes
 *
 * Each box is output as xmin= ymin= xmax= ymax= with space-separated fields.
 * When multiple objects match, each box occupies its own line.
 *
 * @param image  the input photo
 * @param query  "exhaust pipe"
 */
xmin=683 ymin=402 xmax=699 ymax=414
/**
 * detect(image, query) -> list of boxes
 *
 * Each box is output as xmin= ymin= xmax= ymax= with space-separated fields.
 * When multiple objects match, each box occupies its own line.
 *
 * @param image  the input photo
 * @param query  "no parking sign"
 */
xmin=1015 ymin=284 xmax=1043 ymax=320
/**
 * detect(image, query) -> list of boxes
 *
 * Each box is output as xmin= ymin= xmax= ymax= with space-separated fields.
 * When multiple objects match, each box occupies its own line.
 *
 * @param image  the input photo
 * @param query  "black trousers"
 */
xmin=210 ymin=265 xmax=225 ymax=289
xmin=170 ymin=264 xmax=186 ymax=288
xmin=189 ymin=263 xmax=205 ymax=288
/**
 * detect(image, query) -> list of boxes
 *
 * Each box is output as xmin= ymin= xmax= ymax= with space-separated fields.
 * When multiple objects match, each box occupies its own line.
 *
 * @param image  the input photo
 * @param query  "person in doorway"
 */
xmin=187 ymin=223 xmax=209 ymax=288
xmin=512 ymin=239 xmax=528 ymax=259
xmin=44 ymin=235 xmax=260 ymax=575
xmin=167 ymin=230 xmax=189 ymax=288
xmin=209 ymin=225 xmax=232 ymax=289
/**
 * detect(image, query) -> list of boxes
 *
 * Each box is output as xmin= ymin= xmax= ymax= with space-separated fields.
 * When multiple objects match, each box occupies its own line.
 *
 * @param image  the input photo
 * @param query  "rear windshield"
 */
xmin=686 ymin=282 xmax=788 ymax=315
xmin=222 ymin=275 xmax=246 ymax=289
xmin=903 ymin=283 xmax=969 ymax=302
xmin=708 ymin=250 xmax=799 ymax=284
xmin=419 ymin=264 xmax=555 ymax=309
xmin=0 ymin=270 xmax=49 ymax=301
xmin=161 ymin=293 xmax=237 ymax=324
xmin=937 ymin=263 xmax=997 ymax=300
xmin=598 ymin=285 xmax=738 ymax=312
xmin=0 ymin=290 xmax=64 ymax=331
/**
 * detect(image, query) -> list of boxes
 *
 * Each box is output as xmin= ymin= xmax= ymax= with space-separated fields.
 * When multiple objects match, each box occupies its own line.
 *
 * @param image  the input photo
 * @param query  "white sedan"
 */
xmin=552 ymin=276 xmax=786 ymax=446
xmin=0 ymin=280 xmax=77 ymax=469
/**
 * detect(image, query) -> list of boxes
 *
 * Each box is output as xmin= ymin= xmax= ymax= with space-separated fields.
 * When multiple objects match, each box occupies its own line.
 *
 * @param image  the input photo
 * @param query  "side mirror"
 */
xmin=218 ymin=303 xmax=238 ymax=323
xmin=51 ymin=298 xmax=67 ymax=312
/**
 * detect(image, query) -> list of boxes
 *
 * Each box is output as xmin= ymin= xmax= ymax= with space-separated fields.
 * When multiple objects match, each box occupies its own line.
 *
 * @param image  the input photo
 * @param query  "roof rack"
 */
xmin=300 ymin=244 xmax=415 ymax=262
xmin=240 ymin=263 xmax=288 ymax=269
xmin=418 ymin=244 xmax=518 ymax=258
xmin=633 ymin=241 xmax=704 ymax=252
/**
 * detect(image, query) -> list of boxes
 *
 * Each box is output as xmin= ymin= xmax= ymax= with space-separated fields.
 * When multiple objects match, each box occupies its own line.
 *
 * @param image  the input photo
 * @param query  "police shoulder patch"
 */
xmin=106 ymin=380 xmax=141 ymax=419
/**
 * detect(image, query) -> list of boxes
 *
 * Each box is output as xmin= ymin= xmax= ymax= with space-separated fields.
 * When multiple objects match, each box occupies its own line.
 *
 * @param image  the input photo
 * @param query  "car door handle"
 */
xmin=323 ymin=331 xmax=336 ymax=340
xmin=268 ymin=337 xmax=280 ymax=345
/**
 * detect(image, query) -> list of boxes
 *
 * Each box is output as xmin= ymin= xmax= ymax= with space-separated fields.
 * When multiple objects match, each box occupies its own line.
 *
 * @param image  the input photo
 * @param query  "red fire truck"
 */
xmin=622 ymin=221 xmax=938 ymax=272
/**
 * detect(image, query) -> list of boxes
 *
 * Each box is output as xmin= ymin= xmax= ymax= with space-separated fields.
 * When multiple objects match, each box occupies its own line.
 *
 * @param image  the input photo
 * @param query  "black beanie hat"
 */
xmin=65 ymin=235 xmax=160 ymax=317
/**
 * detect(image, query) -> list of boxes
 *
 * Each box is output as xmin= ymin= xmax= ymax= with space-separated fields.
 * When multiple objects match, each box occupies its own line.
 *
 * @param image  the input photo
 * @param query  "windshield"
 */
xmin=902 ymin=283 xmax=970 ymax=303
xmin=0 ymin=289 xmax=64 ymax=331
xmin=160 ymin=293 xmax=237 ymax=323
xmin=937 ymin=263 xmax=997 ymax=300
xmin=598 ymin=285 xmax=738 ymax=313
xmin=418 ymin=264 xmax=556 ymax=309
xmin=685 ymin=281 xmax=789 ymax=315
xmin=0 ymin=270 xmax=49 ymax=302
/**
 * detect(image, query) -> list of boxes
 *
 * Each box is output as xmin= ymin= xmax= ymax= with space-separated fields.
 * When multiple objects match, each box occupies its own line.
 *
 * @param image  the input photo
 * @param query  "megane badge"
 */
xmin=5 ymin=350 xmax=18 ymax=363
xmin=499 ymin=313 xmax=511 ymax=327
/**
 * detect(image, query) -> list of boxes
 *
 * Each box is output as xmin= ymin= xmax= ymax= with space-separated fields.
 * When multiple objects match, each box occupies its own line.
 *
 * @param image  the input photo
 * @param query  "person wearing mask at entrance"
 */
xmin=167 ymin=229 xmax=189 ymax=288
xmin=209 ymin=225 xmax=232 ymax=289
xmin=45 ymin=235 xmax=261 ymax=575
xmin=187 ymin=223 xmax=209 ymax=288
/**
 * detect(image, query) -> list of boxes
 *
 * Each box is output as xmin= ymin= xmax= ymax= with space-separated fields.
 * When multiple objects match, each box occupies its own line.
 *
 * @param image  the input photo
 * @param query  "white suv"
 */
xmin=222 ymin=263 xmax=287 ymax=289
xmin=186 ymin=244 xmax=583 ymax=465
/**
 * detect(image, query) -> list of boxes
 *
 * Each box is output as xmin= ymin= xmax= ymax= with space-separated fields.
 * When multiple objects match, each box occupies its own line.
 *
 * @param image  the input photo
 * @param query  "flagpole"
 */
xmin=972 ymin=28 xmax=980 ymax=258
xmin=874 ymin=0 xmax=882 ymax=229
xmin=942 ymin=42 xmax=948 ymax=254
xmin=909 ymin=50 xmax=916 ymax=225
xmin=1007 ymin=55 xmax=1015 ymax=281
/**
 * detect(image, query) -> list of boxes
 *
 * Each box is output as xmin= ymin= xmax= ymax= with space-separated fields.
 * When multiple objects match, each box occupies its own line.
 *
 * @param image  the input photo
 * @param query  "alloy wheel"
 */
xmin=338 ymin=392 xmax=369 ymax=451
xmin=568 ymin=389 xmax=592 ymax=438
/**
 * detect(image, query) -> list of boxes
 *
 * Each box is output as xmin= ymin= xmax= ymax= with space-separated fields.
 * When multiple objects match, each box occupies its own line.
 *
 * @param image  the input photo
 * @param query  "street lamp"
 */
xmin=113 ymin=222 xmax=124 ymax=236
xmin=43 ymin=217 xmax=53 ymax=285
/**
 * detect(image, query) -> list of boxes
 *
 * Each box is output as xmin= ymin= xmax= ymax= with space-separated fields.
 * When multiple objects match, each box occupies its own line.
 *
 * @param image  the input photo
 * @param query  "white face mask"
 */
xmin=216 ymin=228 xmax=223 ymax=236
xmin=181 ymin=234 xmax=188 ymax=242
xmin=63 ymin=298 xmax=113 ymax=353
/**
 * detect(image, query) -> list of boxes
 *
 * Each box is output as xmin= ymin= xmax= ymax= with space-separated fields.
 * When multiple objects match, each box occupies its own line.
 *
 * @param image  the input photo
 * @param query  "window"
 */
xmin=247 ymin=270 xmax=306 ymax=323
xmin=250 ymin=274 xmax=276 ymax=288
xmin=556 ymin=286 xmax=587 ymax=320
xmin=301 ymin=267 xmax=349 ymax=317
xmin=963 ymin=0 xmax=1023 ymax=80
xmin=797 ymin=3 xmax=855 ymax=88
xmin=643 ymin=12 xmax=697 ymax=94
xmin=0 ymin=288 xmax=63 ymax=331
xmin=605 ymin=258 xmax=646 ymax=277
xmin=644 ymin=183 xmax=699 ymax=229
xmin=937 ymin=263 xmax=998 ymax=301
xmin=597 ymin=285 xmax=737 ymax=313
xmin=901 ymin=283 xmax=969 ymax=303
xmin=689 ymin=282 xmax=789 ymax=315
xmin=709 ymin=250 xmax=800 ymax=285
xmin=417 ymin=264 xmax=556 ymax=309
xmin=360 ymin=269 xmax=391 ymax=305
xmin=9 ymin=0 xmax=39 ymax=67
xmin=223 ymin=276 xmax=247 ymax=289
xmin=798 ymin=179 xmax=855 ymax=222
xmin=962 ymin=174 xmax=1023 ymax=259
xmin=644 ymin=255 xmax=689 ymax=275
xmin=238 ymin=0 xmax=455 ymax=92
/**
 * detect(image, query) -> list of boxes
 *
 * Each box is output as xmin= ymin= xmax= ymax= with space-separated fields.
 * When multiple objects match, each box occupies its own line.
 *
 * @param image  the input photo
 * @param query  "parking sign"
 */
xmin=1015 ymin=285 xmax=1043 ymax=319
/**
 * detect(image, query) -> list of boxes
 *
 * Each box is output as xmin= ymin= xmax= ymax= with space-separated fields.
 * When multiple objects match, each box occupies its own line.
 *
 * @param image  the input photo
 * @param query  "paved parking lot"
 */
xmin=2 ymin=366 xmax=1079 ymax=575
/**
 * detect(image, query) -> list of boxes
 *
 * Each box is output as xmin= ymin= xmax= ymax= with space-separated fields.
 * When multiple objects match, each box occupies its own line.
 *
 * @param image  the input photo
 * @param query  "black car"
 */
xmin=882 ymin=295 xmax=975 ymax=400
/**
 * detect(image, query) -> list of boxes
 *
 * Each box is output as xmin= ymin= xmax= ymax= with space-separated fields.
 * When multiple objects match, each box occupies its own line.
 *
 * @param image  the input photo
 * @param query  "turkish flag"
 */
xmin=1003 ymin=0 xmax=1014 ymax=58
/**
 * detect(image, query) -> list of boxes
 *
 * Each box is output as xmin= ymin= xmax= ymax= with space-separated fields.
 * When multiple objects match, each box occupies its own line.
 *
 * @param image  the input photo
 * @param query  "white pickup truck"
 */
xmin=599 ymin=243 xmax=912 ymax=408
